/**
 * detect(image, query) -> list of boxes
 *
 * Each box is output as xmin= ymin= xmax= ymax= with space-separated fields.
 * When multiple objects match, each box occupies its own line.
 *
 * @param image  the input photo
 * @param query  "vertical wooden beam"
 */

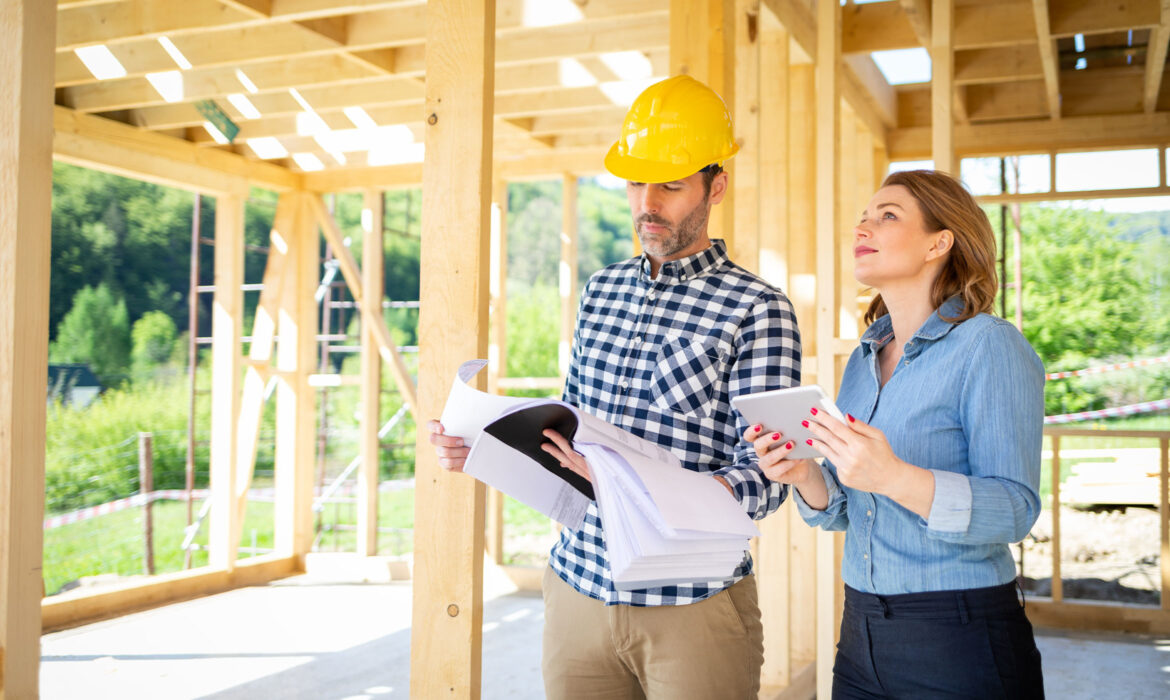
xmin=411 ymin=0 xmax=494 ymax=697
xmin=359 ymin=189 xmax=385 ymax=557
xmin=486 ymin=177 xmax=507 ymax=566
xmin=559 ymin=174 xmax=578 ymax=378
xmin=733 ymin=0 xmax=761 ymax=273
xmin=1030 ymin=0 xmax=1061 ymax=120
xmin=931 ymin=0 xmax=955 ymax=174
xmin=786 ymin=60 xmax=819 ymax=673
xmin=1160 ymin=437 xmax=1168 ymax=612
xmin=1050 ymin=435 xmax=1062 ymax=603
xmin=671 ymin=0 xmax=736 ymax=251
xmin=758 ymin=21 xmax=790 ymax=289
xmin=1144 ymin=2 xmax=1170 ymax=113
xmin=209 ymin=193 xmax=245 ymax=570
xmin=0 ymin=1 xmax=55 ymax=695
xmin=274 ymin=193 xmax=317 ymax=561
xmin=838 ymin=105 xmax=859 ymax=346
xmin=814 ymin=1 xmax=841 ymax=697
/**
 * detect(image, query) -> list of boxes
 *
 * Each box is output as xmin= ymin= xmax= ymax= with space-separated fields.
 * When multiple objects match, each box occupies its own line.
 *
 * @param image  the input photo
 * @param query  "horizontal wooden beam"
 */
xmin=840 ymin=0 xmax=1037 ymax=52
xmin=1048 ymin=0 xmax=1162 ymax=38
xmin=1062 ymin=66 xmax=1145 ymax=117
xmin=964 ymin=80 xmax=1050 ymax=121
xmin=42 ymin=554 xmax=301 ymax=632
xmin=888 ymin=111 xmax=1170 ymax=159
xmin=53 ymin=105 xmax=300 ymax=193
xmin=978 ymin=184 xmax=1170 ymax=205
xmin=955 ymin=45 xmax=1044 ymax=84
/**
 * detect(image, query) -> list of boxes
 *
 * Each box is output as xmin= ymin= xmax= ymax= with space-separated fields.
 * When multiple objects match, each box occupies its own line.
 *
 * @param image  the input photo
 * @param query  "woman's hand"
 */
xmin=428 ymin=420 xmax=469 ymax=472
xmin=803 ymin=410 xmax=933 ymax=518
xmin=742 ymin=424 xmax=817 ymax=485
xmin=540 ymin=429 xmax=593 ymax=483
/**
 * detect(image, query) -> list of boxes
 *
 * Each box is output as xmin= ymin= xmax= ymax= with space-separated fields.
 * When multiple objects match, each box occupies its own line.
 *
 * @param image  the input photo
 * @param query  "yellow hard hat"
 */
xmin=604 ymin=75 xmax=739 ymax=184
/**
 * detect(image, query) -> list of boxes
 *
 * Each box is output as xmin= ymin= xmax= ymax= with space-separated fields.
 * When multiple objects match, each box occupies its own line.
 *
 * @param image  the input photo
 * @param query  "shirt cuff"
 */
xmin=927 ymin=469 xmax=973 ymax=534
xmin=794 ymin=462 xmax=843 ymax=524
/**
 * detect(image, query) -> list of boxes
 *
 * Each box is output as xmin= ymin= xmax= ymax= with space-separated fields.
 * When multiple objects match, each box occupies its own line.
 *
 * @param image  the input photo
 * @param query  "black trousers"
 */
xmin=833 ymin=582 xmax=1045 ymax=699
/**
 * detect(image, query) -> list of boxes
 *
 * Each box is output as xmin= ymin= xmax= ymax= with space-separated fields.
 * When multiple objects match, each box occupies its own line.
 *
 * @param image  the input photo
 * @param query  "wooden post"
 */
xmin=359 ymin=189 xmax=385 ymax=557
xmin=274 ymin=193 xmax=318 ymax=561
xmin=559 ymin=174 xmax=578 ymax=378
xmin=411 ymin=0 xmax=494 ymax=697
xmin=209 ymin=193 xmax=245 ymax=570
xmin=486 ymin=178 xmax=507 ymax=566
xmin=758 ymin=19 xmax=790 ymax=289
xmin=671 ymin=0 xmax=736 ymax=251
xmin=139 ymin=433 xmax=156 ymax=575
xmin=815 ymin=0 xmax=842 ymax=696
xmin=931 ymin=0 xmax=955 ymax=174
xmin=1161 ymin=437 xmax=1168 ymax=612
xmin=0 ymin=1 xmax=55 ymax=694
xmin=732 ymin=0 xmax=761 ymax=273
xmin=1051 ymin=434 xmax=1062 ymax=603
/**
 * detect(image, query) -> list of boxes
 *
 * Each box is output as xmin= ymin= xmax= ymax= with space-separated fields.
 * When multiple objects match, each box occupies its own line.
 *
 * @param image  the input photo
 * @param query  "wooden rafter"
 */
xmin=1031 ymin=0 xmax=1062 ymax=119
xmin=1144 ymin=1 xmax=1170 ymax=112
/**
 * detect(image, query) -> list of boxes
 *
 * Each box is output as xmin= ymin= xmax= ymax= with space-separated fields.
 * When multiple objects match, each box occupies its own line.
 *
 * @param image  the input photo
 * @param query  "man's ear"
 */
xmin=926 ymin=229 xmax=954 ymax=261
xmin=708 ymin=170 xmax=729 ymax=205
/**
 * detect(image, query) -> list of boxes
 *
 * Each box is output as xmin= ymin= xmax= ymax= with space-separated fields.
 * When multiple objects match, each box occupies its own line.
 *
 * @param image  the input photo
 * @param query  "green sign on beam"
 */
xmin=195 ymin=99 xmax=240 ymax=144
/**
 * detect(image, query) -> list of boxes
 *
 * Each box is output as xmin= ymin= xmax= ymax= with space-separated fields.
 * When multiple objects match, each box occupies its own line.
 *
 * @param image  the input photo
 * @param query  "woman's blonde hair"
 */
xmin=863 ymin=169 xmax=998 ymax=325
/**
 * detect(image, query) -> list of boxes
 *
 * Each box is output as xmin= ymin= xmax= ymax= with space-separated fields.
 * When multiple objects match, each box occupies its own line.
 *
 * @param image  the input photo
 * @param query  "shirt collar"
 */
xmin=639 ymin=239 xmax=728 ymax=284
xmin=860 ymin=295 xmax=966 ymax=355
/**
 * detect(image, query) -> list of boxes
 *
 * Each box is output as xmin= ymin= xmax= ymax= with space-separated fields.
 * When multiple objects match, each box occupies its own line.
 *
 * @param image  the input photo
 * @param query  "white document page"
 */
xmin=438 ymin=359 xmax=535 ymax=441
xmin=464 ymin=432 xmax=589 ymax=530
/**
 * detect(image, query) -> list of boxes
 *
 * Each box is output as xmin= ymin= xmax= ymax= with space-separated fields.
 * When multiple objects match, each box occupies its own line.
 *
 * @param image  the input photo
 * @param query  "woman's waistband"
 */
xmin=844 ymin=581 xmax=1023 ymax=621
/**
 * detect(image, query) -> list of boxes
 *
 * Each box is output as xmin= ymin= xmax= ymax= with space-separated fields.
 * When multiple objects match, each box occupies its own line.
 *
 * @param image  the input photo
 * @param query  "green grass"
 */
xmin=1039 ymin=415 xmax=1169 ymax=501
xmin=43 ymin=487 xmax=556 ymax=596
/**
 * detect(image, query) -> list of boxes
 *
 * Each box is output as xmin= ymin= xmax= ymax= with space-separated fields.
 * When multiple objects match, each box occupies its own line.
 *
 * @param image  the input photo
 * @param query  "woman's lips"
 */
xmin=854 ymin=246 xmax=876 ymax=257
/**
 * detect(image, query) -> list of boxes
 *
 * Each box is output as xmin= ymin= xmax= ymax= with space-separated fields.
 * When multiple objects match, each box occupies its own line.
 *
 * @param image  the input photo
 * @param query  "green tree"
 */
xmin=50 ymin=284 xmax=132 ymax=386
xmin=130 ymin=310 xmax=178 ymax=379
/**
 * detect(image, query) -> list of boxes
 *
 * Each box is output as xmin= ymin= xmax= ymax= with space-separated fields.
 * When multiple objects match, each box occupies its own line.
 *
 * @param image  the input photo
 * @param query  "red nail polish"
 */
xmin=786 ymin=441 xmax=794 ymax=450
xmin=801 ymin=420 xmax=809 ymax=428
xmin=806 ymin=439 xmax=813 ymax=446
xmin=772 ymin=433 xmax=780 ymax=440
xmin=847 ymin=414 xmax=855 ymax=423
xmin=753 ymin=424 xmax=762 ymax=433
xmin=810 ymin=407 xmax=818 ymax=416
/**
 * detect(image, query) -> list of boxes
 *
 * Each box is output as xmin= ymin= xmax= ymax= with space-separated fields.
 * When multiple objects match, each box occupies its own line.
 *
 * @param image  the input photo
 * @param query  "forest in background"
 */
xmin=44 ymin=162 xmax=1170 ymax=513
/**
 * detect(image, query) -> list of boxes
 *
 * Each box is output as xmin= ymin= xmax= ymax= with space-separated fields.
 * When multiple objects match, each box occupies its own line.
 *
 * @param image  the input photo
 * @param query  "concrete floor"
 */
xmin=41 ymin=563 xmax=1170 ymax=700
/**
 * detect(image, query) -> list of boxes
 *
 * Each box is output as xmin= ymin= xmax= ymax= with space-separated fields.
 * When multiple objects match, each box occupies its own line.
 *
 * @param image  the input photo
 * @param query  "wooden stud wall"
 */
xmin=410 ymin=0 xmax=494 ymax=697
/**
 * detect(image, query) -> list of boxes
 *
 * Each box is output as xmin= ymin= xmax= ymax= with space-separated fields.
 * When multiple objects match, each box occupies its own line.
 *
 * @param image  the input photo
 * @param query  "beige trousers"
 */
xmin=541 ymin=566 xmax=764 ymax=700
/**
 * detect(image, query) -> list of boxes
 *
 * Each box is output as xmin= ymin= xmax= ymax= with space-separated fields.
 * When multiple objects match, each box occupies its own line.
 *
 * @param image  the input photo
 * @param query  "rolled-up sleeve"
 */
xmin=716 ymin=293 xmax=801 ymax=520
xmin=926 ymin=322 xmax=1044 ymax=544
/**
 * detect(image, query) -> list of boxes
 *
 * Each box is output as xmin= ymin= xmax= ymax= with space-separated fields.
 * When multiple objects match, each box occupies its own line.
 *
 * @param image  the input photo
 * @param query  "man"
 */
xmin=429 ymin=75 xmax=801 ymax=699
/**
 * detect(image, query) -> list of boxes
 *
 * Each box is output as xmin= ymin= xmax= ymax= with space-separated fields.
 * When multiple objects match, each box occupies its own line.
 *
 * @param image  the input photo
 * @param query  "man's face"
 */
xmin=626 ymin=169 xmax=726 ymax=262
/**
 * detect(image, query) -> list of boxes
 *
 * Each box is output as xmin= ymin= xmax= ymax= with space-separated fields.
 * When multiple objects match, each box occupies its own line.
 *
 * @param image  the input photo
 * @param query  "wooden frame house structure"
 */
xmin=3 ymin=0 xmax=1170 ymax=697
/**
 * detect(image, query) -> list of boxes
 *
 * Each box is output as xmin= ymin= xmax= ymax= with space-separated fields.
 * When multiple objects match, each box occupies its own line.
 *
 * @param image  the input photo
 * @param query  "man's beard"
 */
xmin=635 ymin=197 xmax=710 ymax=259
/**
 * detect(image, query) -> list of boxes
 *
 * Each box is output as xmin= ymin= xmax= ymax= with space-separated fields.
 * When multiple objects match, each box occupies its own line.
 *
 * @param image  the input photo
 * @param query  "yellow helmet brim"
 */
xmin=604 ymin=140 xmax=738 ymax=184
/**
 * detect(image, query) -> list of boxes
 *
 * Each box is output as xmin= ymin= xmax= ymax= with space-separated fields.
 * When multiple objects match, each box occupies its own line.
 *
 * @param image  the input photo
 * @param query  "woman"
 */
xmin=747 ymin=170 xmax=1045 ymax=698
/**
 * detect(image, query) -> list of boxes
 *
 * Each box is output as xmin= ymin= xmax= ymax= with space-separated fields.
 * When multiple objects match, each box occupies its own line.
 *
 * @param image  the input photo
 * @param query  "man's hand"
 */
xmin=428 ymin=420 xmax=469 ymax=472
xmin=539 ymin=429 xmax=593 ymax=483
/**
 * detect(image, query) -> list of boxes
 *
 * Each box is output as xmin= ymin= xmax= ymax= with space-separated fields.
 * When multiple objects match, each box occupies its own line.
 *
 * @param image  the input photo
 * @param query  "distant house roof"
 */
xmin=47 ymin=363 xmax=103 ymax=406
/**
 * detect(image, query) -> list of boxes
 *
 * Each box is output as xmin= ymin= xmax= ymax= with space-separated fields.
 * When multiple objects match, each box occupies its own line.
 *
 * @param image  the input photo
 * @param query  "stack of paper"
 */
xmin=440 ymin=360 xmax=760 ymax=591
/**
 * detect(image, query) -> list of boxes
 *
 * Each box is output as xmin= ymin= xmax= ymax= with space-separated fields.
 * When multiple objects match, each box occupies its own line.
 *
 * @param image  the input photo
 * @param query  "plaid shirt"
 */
xmin=550 ymin=239 xmax=802 ymax=606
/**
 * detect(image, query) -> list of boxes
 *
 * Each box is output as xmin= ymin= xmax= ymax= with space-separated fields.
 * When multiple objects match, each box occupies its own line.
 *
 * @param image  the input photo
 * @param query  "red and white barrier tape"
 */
xmin=1046 ymin=354 xmax=1170 ymax=380
xmin=43 ymin=488 xmax=275 ymax=530
xmin=1044 ymin=398 xmax=1170 ymax=424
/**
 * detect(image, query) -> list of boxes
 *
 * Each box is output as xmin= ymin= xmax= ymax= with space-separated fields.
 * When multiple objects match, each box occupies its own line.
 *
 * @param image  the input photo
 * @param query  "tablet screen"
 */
xmin=731 ymin=385 xmax=845 ymax=460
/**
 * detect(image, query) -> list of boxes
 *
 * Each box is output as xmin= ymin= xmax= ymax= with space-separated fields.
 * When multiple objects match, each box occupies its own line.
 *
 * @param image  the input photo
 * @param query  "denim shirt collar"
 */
xmin=860 ymin=295 xmax=966 ymax=359
xmin=639 ymin=239 xmax=728 ymax=285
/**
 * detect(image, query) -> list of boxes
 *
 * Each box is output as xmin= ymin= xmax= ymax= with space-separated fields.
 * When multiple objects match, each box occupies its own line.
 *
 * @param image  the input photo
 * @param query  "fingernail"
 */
xmin=786 ymin=441 xmax=794 ymax=450
xmin=772 ymin=433 xmax=780 ymax=440
xmin=806 ymin=439 xmax=813 ymax=446
xmin=810 ymin=407 xmax=819 ymax=416
xmin=753 ymin=424 xmax=762 ymax=433
xmin=801 ymin=420 xmax=809 ymax=428
xmin=847 ymin=414 xmax=855 ymax=423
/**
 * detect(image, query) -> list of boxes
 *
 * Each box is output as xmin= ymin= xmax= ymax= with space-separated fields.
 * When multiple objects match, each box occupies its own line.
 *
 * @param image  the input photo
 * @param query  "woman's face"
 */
xmin=853 ymin=184 xmax=949 ymax=289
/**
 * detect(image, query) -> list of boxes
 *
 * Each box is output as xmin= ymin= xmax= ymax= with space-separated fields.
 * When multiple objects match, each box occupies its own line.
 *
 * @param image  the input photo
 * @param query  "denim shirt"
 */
xmin=794 ymin=296 xmax=1045 ymax=594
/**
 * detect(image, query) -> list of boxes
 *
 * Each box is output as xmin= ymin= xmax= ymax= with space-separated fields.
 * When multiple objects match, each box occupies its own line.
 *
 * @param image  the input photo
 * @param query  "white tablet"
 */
xmin=731 ymin=385 xmax=847 ymax=460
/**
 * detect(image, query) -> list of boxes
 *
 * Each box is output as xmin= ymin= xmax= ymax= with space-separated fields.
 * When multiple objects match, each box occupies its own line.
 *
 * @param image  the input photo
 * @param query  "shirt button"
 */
xmin=866 ymin=510 xmax=872 ymax=517
xmin=619 ymin=380 xmax=629 ymax=390
xmin=863 ymin=554 xmax=869 ymax=560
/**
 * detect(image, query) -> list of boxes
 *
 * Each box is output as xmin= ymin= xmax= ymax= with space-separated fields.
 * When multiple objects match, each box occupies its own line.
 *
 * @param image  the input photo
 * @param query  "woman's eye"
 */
xmin=883 ymin=211 xmax=896 ymax=220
